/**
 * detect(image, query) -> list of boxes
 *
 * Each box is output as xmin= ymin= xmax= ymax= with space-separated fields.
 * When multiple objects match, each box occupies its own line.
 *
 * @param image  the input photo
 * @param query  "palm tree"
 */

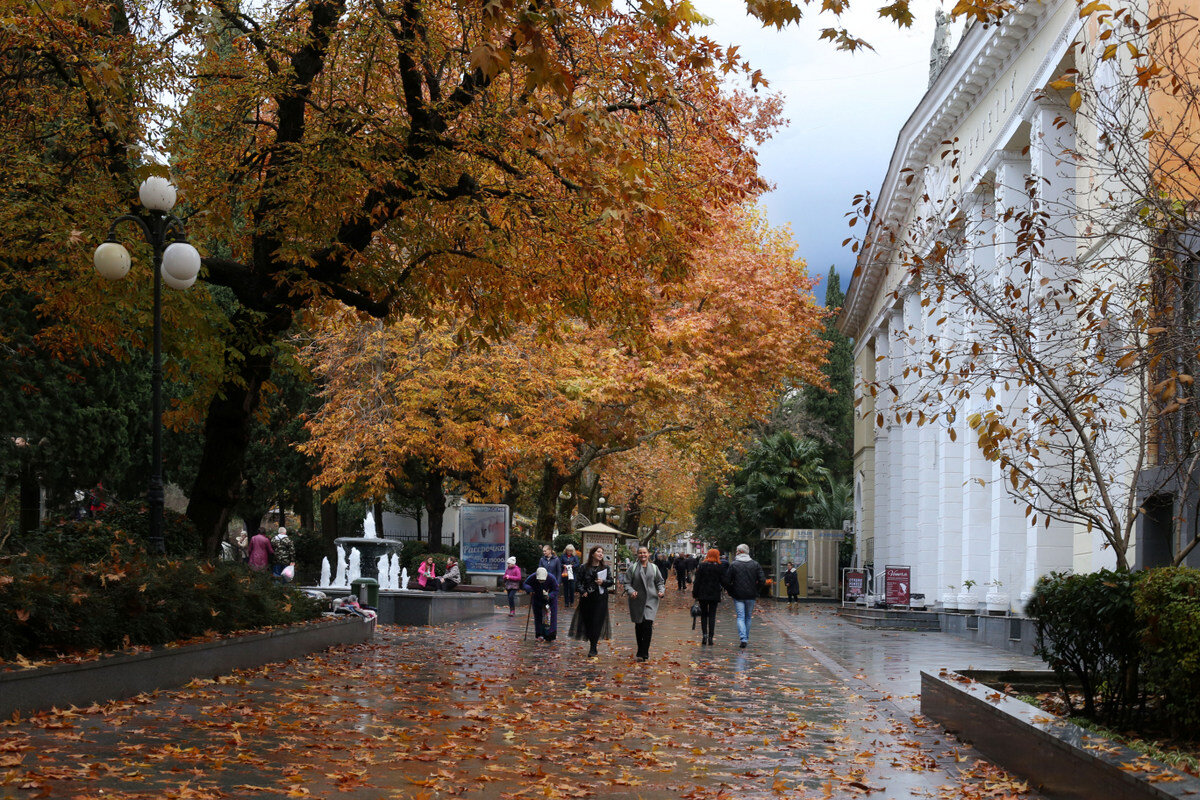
xmin=803 ymin=476 xmax=852 ymax=530
xmin=735 ymin=432 xmax=830 ymax=529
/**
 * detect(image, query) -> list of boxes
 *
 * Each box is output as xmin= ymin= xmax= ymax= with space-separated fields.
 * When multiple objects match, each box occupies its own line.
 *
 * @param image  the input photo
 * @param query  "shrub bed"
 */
xmin=1136 ymin=567 xmax=1200 ymax=735
xmin=1028 ymin=568 xmax=1142 ymax=723
xmin=1029 ymin=565 xmax=1200 ymax=742
xmin=0 ymin=521 xmax=321 ymax=661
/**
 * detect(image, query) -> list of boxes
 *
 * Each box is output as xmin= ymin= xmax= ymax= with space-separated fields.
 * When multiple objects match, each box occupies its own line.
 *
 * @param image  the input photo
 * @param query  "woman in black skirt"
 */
xmin=570 ymin=545 xmax=614 ymax=657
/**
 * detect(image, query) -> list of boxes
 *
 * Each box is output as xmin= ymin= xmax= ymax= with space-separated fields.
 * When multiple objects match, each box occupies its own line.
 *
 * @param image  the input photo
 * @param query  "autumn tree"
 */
xmin=850 ymin=5 xmax=1200 ymax=570
xmin=2 ymin=0 xmax=937 ymax=555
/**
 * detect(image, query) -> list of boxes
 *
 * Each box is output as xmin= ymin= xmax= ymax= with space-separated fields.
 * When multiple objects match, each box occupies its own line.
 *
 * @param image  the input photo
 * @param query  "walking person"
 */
xmin=673 ymin=553 xmax=688 ymax=592
xmin=523 ymin=567 xmax=560 ymax=641
xmin=569 ymin=545 xmax=614 ymax=657
xmin=247 ymin=527 xmax=273 ymax=572
xmin=722 ymin=543 xmax=765 ymax=648
xmin=624 ymin=546 xmax=666 ymax=662
xmin=783 ymin=562 xmax=800 ymax=603
xmin=503 ymin=557 xmax=523 ymax=616
xmin=271 ymin=526 xmax=295 ymax=582
xmin=692 ymin=548 xmax=725 ymax=645
xmin=559 ymin=545 xmax=580 ymax=608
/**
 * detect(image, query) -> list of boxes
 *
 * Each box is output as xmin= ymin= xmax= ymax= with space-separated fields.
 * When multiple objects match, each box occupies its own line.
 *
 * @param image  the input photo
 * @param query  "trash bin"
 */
xmin=350 ymin=578 xmax=379 ymax=608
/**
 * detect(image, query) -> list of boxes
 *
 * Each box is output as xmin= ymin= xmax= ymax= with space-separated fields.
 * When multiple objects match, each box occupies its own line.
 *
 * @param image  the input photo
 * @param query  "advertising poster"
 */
xmin=459 ymin=504 xmax=509 ymax=575
xmin=884 ymin=565 xmax=911 ymax=606
xmin=844 ymin=570 xmax=866 ymax=600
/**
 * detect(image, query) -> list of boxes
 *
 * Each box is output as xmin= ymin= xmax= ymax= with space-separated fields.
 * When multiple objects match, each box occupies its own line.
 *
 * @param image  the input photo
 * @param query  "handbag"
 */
xmin=690 ymin=602 xmax=701 ymax=617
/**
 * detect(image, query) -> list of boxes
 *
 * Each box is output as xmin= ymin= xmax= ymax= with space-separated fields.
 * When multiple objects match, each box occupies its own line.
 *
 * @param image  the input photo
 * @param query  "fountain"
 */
xmin=319 ymin=558 xmax=332 ymax=588
xmin=331 ymin=512 xmax=404 ymax=584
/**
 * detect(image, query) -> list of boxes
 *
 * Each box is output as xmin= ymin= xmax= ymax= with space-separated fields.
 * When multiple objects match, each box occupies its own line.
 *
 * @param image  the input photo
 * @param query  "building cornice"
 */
xmin=838 ymin=0 xmax=1077 ymax=340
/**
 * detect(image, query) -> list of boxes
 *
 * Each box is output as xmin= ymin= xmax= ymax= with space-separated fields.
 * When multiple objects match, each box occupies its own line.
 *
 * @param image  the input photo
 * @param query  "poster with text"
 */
xmin=884 ymin=565 xmax=911 ymax=606
xmin=459 ymin=504 xmax=509 ymax=575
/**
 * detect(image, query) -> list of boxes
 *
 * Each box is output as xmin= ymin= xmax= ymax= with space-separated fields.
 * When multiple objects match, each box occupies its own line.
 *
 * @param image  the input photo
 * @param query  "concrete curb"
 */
xmin=0 ymin=616 xmax=375 ymax=718
xmin=921 ymin=669 xmax=1200 ymax=800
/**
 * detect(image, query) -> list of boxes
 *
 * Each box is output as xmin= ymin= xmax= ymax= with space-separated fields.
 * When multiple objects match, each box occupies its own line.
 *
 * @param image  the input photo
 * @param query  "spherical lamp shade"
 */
xmin=162 ymin=242 xmax=201 ymax=282
xmin=138 ymin=176 xmax=177 ymax=212
xmin=160 ymin=263 xmax=197 ymax=291
xmin=93 ymin=241 xmax=131 ymax=280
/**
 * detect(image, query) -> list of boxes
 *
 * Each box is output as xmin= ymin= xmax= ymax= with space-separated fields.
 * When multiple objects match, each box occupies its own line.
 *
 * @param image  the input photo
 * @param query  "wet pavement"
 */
xmin=0 ymin=593 xmax=1044 ymax=799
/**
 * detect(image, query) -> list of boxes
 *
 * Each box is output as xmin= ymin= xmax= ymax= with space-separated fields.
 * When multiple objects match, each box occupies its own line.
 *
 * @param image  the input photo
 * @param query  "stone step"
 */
xmin=836 ymin=607 xmax=941 ymax=631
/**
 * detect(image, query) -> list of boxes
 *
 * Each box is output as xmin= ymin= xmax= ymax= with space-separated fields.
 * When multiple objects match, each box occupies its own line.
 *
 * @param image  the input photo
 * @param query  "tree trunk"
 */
xmin=277 ymin=501 xmax=286 ymax=529
xmin=555 ymin=476 xmax=577 ymax=542
xmin=296 ymin=483 xmax=314 ymax=533
xmin=18 ymin=462 xmax=39 ymax=534
xmin=373 ymin=500 xmax=384 ymax=538
xmin=423 ymin=471 xmax=445 ymax=549
xmin=536 ymin=458 xmax=568 ymax=541
xmin=320 ymin=491 xmax=339 ymax=543
xmin=187 ymin=347 xmax=277 ymax=557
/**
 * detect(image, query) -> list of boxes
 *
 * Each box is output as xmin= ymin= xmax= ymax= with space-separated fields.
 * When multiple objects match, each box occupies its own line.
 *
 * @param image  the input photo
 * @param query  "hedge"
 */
xmin=1135 ymin=567 xmax=1200 ymax=735
xmin=0 ymin=521 xmax=321 ymax=661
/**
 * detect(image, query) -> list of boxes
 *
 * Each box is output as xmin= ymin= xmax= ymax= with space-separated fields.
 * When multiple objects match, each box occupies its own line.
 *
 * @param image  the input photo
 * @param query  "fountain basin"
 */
xmin=333 ymin=537 xmax=403 ymax=581
xmin=312 ymin=588 xmax=494 ymax=626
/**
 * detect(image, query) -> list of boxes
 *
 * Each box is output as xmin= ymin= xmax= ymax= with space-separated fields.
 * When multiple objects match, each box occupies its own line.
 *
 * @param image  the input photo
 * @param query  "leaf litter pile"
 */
xmin=0 ymin=597 xmax=1037 ymax=799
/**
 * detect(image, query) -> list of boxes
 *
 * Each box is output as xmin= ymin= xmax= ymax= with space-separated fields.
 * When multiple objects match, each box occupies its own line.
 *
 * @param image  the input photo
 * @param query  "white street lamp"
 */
xmin=91 ymin=176 xmax=201 ymax=553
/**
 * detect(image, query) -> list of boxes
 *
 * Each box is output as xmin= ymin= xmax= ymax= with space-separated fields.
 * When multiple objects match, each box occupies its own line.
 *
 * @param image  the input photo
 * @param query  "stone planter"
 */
xmin=985 ymin=591 xmax=1010 ymax=615
xmin=940 ymin=592 xmax=959 ymax=611
xmin=0 ymin=616 xmax=374 ymax=719
xmin=956 ymin=591 xmax=979 ymax=613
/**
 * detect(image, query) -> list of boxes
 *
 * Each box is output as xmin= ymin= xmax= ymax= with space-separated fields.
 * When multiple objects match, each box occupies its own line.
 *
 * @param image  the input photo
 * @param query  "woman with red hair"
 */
xmin=691 ymin=548 xmax=725 ymax=646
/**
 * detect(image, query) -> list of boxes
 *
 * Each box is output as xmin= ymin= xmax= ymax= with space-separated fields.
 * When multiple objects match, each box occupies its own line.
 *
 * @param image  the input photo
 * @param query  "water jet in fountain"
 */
xmin=332 ymin=534 xmax=402 ymax=584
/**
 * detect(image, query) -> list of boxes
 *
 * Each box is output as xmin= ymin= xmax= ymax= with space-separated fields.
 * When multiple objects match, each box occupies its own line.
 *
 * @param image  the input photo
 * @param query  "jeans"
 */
xmin=734 ymin=598 xmax=756 ymax=642
xmin=506 ymin=588 xmax=518 ymax=612
xmin=561 ymin=579 xmax=576 ymax=607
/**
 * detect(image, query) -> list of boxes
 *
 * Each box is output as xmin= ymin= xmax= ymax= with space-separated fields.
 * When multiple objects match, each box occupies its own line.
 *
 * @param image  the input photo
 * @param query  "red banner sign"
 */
xmin=844 ymin=570 xmax=866 ymax=599
xmin=884 ymin=566 xmax=911 ymax=606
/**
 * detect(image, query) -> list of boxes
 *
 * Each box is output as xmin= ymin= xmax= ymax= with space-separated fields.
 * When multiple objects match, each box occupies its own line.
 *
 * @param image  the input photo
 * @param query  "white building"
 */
xmin=840 ymin=0 xmax=1199 ymax=612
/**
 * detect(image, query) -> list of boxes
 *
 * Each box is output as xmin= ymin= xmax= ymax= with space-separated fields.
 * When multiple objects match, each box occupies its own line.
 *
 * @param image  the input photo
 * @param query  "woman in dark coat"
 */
xmin=569 ymin=545 xmax=614 ymax=657
xmin=783 ymin=561 xmax=801 ymax=602
xmin=691 ymin=548 xmax=725 ymax=646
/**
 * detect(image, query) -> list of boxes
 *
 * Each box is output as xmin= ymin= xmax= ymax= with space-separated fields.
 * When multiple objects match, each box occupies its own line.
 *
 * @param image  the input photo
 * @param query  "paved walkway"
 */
xmin=0 ymin=593 xmax=1045 ymax=799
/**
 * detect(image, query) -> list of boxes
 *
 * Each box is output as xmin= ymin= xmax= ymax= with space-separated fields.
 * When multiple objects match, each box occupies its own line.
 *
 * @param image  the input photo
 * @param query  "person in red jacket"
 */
xmin=247 ymin=528 xmax=274 ymax=571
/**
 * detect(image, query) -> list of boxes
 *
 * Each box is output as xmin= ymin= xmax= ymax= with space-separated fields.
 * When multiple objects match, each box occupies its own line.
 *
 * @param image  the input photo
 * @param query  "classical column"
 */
xmin=935 ymin=261 xmax=964 ymax=607
xmin=1022 ymin=99 xmax=1078 ymax=605
xmin=989 ymin=154 xmax=1031 ymax=607
xmin=872 ymin=323 xmax=892 ymax=586
xmin=914 ymin=285 xmax=940 ymax=602
xmin=960 ymin=191 xmax=992 ymax=609
xmin=889 ymin=304 xmax=907 ymax=583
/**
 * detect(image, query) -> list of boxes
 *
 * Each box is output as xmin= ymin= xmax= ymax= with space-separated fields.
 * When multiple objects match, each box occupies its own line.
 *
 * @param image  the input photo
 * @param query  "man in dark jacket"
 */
xmin=721 ymin=543 xmax=765 ymax=648
xmin=673 ymin=553 xmax=688 ymax=591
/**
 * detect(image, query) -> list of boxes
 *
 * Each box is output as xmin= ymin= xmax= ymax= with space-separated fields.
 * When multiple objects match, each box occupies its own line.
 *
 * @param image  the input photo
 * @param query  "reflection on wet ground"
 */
xmin=0 ymin=595 xmax=1043 ymax=799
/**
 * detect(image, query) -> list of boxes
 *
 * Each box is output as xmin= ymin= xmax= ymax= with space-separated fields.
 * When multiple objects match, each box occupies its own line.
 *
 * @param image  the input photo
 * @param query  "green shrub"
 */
xmin=1135 ymin=566 xmax=1200 ymax=735
xmin=97 ymin=504 xmax=203 ymax=557
xmin=552 ymin=531 xmax=581 ymax=553
xmin=0 ymin=530 xmax=322 ymax=661
xmin=509 ymin=532 xmax=541 ymax=573
xmin=1027 ymin=569 xmax=1143 ymax=724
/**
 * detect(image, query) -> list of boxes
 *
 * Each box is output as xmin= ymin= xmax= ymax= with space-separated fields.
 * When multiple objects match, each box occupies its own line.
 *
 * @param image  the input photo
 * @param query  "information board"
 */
xmin=884 ymin=565 xmax=911 ymax=606
xmin=459 ymin=504 xmax=509 ymax=575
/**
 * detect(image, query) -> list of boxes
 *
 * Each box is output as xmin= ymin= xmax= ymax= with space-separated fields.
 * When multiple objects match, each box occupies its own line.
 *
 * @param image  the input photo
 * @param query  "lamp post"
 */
xmin=93 ymin=177 xmax=201 ymax=554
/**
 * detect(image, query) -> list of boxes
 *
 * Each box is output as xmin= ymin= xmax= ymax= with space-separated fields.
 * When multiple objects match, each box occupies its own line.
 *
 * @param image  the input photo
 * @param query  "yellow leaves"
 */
xmin=1115 ymin=351 xmax=1137 ymax=370
xmin=1068 ymin=91 xmax=1082 ymax=113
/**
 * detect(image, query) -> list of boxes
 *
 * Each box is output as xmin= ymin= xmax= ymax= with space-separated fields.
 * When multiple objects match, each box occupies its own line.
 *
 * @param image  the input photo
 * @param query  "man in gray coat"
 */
xmin=625 ymin=545 xmax=666 ymax=662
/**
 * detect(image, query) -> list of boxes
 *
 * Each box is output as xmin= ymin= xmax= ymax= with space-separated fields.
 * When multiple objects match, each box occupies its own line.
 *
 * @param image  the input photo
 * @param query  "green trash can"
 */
xmin=350 ymin=577 xmax=379 ymax=608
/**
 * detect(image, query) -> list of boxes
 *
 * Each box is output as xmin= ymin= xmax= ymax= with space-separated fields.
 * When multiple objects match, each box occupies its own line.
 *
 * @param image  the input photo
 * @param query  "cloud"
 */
xmin=694 ymin=0 xmax=946 ymax=294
